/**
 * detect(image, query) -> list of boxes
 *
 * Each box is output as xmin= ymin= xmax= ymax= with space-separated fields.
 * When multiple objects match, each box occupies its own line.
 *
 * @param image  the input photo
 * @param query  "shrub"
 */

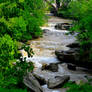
xmin=0 ymin=34 xmax=17 ymax=62
xmin=64 ymin=82 xmax=92 ymax=92
xmin=57 ymin=0 xmax=71 ymax=17
xmin=59 ymin=0 xmax=92 ymax=63
xmin=0 ymin=0 xmax=45 ymax=41
xmin=0 ymin=88 xmax=27 ymax=92
xmin=0 ymin=17 xmax=27 ymax=40
xmin=0 ymin=35 xmax=34 ymax=88
xmin=68 ymin=0 xmax=92 ymax=62
xmin=0 ymin=59 xmax=34 ymax=89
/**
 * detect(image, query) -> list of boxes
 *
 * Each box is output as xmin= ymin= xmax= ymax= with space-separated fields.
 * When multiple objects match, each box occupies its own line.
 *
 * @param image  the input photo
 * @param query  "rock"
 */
xmin=84 ymin=76 xmax=92 ymax=85
xmin=75 ymin=80 xmax=82 ymax=85
xmin=55 ymin=46 xmax=92 ymax=69
xmin=55 ymin=49 xmax=79 ymax=63
xmin=85 ymin=76 xmax=92 ymax=80
xmin=70 ymin=75 xmax=88 ymax=84
xmin=43 ymin=29 xmax=50 ymax=33
xmin=66 ymin=42 xmax=80 ymax=48
xmin=23 ymin=73 xmax=43 ymax=92
xmin=55 ymin=23 xmax=73 ymax=30
xmin=42 ymin=84 xmax=68 ymax=92
xmin=41 ymin=63 xmax=48 ymax=70
xmin=67 ymin=63 xmax=76 ymax=71
xmin=33 ymin=73 xmax=46 ymax=85
xmin=42 ymin=63 xmax=58 ymax=72
xmin=47 ymin=75 xmax=70 ymax=89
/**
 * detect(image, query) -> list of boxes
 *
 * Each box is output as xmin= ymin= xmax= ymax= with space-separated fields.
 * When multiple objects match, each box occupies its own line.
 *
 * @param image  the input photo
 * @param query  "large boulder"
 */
xmin=33 ymin=73 xmax=46 ymax=85
xmin=55 ymin=46 xmax=92 ymax=69
xmin=55 ymin=42 xmax=92 ymax=69
xmin=23 ymin=73 xmax=43 ymax=92
xmin=55 ymin=23 xmax=73 ymax=30
xmin=47 ymin=75 xmax=70 ymax=89
xmin=55 ymin=48 xmax=79 ymax=63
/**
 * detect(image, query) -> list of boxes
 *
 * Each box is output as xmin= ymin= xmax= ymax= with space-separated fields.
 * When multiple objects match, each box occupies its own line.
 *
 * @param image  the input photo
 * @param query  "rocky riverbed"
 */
xmin=23 ymin=15 xmax=92 ymax=92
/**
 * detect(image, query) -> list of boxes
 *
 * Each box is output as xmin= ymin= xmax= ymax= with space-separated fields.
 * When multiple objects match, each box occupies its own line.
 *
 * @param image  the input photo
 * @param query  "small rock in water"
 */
xmin=55 ymin=23 xmax=73 ymax=30
xmin=43 ymin=29 xmax=50 ymax=33
xmin=42 ymin=63 xmax=58 ymax=72
xmin=67 ymin=63 xmax=76 ymax=71
xmin=47 ymin=75 xmax=70 ymax=89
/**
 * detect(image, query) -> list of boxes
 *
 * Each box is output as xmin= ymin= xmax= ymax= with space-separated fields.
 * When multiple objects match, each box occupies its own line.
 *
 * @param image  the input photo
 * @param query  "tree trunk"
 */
xmin=56 ymin=0 xmax=60 ymax=9
xmin=44 ymin=0 xmax=58 ymax=15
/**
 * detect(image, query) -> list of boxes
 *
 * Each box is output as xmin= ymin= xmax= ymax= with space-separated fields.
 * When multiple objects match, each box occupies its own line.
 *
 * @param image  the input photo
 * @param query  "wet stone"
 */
xmin=23 ymin=73 xmax=43 ymax=92
xmin=55 ymin=23 xmax=73 ymax=30
xmin=47 ymin=75 xmax=70 ymax=89
xmin=42 ymin=63 xmax=58 ymax=72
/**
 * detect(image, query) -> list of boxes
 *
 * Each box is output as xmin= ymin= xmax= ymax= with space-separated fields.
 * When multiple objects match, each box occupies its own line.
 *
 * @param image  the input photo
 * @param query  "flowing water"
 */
xmin=27 ymin=15 xmax=92 ymax=92
xmin=28 ymin=15 xmax=76 ymax=67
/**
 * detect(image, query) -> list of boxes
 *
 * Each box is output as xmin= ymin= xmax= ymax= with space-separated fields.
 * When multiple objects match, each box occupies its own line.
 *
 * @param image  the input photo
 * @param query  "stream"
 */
xmin=29 ymin=15 xmax=75 ymax=67
xmin=27 ymin=15 xmax=92 ymax=92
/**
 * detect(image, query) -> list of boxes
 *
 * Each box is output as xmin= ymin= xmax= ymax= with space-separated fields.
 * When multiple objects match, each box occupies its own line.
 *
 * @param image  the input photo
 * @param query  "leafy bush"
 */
xmin=68 ymin=0 xmax=92 ymax=62
xmin=0 ymin=0 xmax=45 ymax=41
xmin=0 ymin=34 xmax=17 ymax=62
xmin=57 ymin=0 xmax=71 ymax=17
xmin=0 ymin=0 xmax=44 ymax=90
xmin=64 ymin=82 xmax=92 ymax=92
xmin=58 ymin=0 xmax=92 ymax=63
xmin=0 ymin=17 xmax=27 ymax=40
xmin=0 ymin=59 xmax=34 ymax=89
xmin=0 ymin=88 xmax=27 ymax=92
xmin=0 ymin=35 xmax=34 ymax=88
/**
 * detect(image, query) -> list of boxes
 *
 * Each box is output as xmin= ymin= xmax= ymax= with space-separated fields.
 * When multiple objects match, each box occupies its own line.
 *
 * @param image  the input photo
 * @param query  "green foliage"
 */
xmin=57 ymin=0 xmax=71 ymax=17
xmin=0 ymin=35 xmax=34 ymax=89
xmin=0 ymin=0 xmax=44 ymax=90
xmin=59 ymin=0 xmax=92 ymax=62
xmin=0 ymin=57 xmax=34 ymax=89
xmin=69 ymin=0 xmax=92 ymax=62
xmin=0 ymin=59 xmax=34 ymax=88
xmin=0 ymin=17 xmax=27 ymax=40
xmin=0 ymin=0 xmax=45 ymax=41
xmin=64 ymin=82 xmax=92 ymax=92
xmin=0 ymin=88 xmax=27 ymax=92
xmin=0 ymin=34 xmax=17 ymax=62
